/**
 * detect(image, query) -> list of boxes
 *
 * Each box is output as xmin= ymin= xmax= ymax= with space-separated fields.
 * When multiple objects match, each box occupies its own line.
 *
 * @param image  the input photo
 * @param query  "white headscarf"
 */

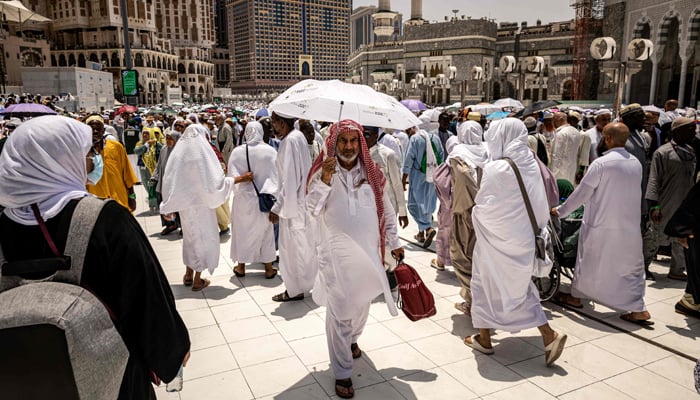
xmin=244 ymin=121 xmax=264 ymax=145
xmin=448 ymin=120 xmax=489 ymax=177
xmin=159 ymin=124 xmax=233 ymax=213
xmin=0 ymin=116 xmax=92 ymax=225
xmin=484 ymin=118 xmax=531 ymax=164
xmin=457 ymin=120 xmax=483 ymax=145
xmin=445 ymin=136 xmax=459 ymax=154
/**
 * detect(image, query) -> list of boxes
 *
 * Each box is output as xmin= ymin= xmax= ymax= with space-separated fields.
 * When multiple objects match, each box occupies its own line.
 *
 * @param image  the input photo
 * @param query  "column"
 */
xmin=678 ymin=56 xmax=689 ymax=107
xmin=648 ymin=60 xmax=659 ymax=105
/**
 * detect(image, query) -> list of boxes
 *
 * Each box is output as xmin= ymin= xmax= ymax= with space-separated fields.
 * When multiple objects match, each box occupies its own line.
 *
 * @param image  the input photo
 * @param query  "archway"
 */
xmin=111 ymin=52 xmax=120 ymax=67
xmin=78 ymin=54 xmax=86 ymax=68
xmin=178 ymin=63 xmax=186 ymax=74
xmin=629 ymin=20 xmax=653 ymax=104
xmin=59 ymin=54 xmax=67 ymax=66
xmin=135 ymin=53 xmax=144 ymax=67
xmin=656 ymin=15 xmax=683 ymax=104
xmin=562 ymin=80 xmax=574 ymax=100
xmin=89 ymin=53 xmax=99 ymax=63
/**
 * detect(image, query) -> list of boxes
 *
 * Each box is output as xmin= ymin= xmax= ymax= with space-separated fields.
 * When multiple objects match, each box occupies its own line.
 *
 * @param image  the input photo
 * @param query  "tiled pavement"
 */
xmin=132 ymin=195 xmax=699 ymax=400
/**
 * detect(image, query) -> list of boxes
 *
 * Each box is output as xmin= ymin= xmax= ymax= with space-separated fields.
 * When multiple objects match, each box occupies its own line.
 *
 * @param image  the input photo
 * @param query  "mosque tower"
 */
xmin=372 ymin=0 xmax=397 ymax=42
xmin=406 ymin=0 xmax=425 ymax=26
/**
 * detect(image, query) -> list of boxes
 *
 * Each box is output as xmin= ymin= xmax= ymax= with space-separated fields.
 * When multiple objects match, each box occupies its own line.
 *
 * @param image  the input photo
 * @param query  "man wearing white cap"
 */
xmin=585 ymin=109 xmax=612 ymax=162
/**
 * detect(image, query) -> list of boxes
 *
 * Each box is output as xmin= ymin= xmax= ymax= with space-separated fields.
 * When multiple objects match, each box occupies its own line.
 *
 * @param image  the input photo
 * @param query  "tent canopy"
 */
xmin=0 ymin=1 xmax=51 ymax=23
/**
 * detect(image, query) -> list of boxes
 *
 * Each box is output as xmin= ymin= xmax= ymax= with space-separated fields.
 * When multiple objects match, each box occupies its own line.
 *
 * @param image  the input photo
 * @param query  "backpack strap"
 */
xmin=54 ymin=197 xmax=109 ymax=285
xmin=503 ymin=157 xmax=539 ymax=238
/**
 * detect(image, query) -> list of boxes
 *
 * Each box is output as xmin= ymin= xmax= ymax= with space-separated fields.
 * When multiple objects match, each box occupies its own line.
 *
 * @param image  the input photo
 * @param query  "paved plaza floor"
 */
xmin=133 ymin=196 xmax=699 ymax=400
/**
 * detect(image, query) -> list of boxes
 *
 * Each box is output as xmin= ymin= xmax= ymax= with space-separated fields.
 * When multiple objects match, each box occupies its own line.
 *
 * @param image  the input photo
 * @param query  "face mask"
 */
xmin=87 ymin=154 xmax=104 ymax=185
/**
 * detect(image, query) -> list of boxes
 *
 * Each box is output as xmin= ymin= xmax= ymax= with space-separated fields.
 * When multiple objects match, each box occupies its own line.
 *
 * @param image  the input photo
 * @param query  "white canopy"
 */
xmin=0 ymin=1 xmax=51 ymax=23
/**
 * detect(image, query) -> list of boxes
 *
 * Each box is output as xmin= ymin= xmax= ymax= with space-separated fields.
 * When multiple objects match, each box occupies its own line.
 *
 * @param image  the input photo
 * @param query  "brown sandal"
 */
xmin=335 ymin=378 xmax=354 ymax=399
xmin=272 ymin=290 xmax=304 ymax=302
xmin=191 ymin=278 xmax=210 ymax=292
xmin=183 ymin=274 xmax=193 ymax=286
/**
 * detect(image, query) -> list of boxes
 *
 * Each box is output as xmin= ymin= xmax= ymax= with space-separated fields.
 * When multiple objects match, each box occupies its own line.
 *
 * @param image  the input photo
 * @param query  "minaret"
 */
xmin=373 ymin=0 xmax=397 ymax=42
xmin=411 ymin=0 xmax=422 ymax=20
xmin=405 ymin=0 xmax=424 ymax=26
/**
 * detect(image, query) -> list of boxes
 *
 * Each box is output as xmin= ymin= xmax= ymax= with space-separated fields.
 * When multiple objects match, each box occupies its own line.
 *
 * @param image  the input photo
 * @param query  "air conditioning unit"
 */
xmin=590 ymin=37 xmax=616 ymax=60
xmin=471 ymin=66 xmax=483 ymax=80
xmin=526 ymin=56 xmax=544 ymax=73
xmin=627 ymin=39 xmax=653 ymax=61
xmin=499 ymin=56 xmax=516 ymax=73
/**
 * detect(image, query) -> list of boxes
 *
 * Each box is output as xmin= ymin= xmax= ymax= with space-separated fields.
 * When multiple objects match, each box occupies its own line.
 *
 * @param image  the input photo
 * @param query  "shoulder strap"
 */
xmin=54 ymin=197 xmax=109 ymax=285
xmin=503 ymin=157 xmax=539 ymax=237
xmin=245 ymin=144 xmax=262 ymax=196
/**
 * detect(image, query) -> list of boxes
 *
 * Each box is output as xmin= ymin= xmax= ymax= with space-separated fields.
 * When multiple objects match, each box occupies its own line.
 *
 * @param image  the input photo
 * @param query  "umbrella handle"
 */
xmin=338 ymin=101 xmax=344 ymax=122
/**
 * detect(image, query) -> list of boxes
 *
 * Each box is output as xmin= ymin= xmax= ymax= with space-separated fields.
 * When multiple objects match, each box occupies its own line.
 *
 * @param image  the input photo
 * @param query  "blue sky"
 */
xmin=352 ymin=0 xmax=575 ymax=25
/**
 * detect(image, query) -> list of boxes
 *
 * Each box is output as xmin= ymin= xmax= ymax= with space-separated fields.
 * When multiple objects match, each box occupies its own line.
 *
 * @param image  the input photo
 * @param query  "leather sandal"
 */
xmin=335 ymin=378 xmax=354 ymax=399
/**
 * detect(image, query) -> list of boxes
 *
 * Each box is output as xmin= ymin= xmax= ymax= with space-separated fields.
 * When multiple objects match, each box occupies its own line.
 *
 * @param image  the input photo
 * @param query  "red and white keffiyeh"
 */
xmin=307 ymin=119 xmax=389 ymax=263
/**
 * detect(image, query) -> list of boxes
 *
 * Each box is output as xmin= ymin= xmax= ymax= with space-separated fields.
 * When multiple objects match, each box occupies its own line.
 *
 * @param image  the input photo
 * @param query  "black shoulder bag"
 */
xmin=245 ymin=144 xmax=276 ymax=213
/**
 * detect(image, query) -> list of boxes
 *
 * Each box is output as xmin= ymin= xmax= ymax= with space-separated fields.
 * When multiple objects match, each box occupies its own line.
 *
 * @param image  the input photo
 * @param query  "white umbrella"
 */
xmin=0 ymin=1 xmax=50 ymax=23
xmin=493 ymin=97 xmax=524 ymax=110
xmin=268 ymin=79 xmax=420 ymax=130
xmin=467 ymin=103 xmax=502 ymax=115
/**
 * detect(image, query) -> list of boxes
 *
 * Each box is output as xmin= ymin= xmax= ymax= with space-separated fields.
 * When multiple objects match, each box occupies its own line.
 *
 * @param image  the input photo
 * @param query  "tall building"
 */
xmin=349 ymin=5 xmax=402 ymax=53
xmin=13 ymin=0 xmax=215 ymax=104
xmin=227 ymin=0 xmax=351 ymax=94
xmin=213 ymin=0 xmax=231 ymax=88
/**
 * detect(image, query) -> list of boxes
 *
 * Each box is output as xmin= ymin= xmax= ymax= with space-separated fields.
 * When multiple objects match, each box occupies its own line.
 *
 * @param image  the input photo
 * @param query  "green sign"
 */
xmin=121 ymin=69 xmax=139 ymax=96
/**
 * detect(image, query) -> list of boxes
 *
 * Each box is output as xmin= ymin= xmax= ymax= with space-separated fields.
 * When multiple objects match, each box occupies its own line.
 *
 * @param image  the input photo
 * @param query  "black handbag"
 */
xmin=246 ymin=144 xmax=276 ymax=213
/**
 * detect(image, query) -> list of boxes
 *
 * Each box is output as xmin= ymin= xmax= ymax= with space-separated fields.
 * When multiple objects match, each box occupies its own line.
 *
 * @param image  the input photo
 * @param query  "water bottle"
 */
xmin=165 ymin=366 xmax=183 ymax=392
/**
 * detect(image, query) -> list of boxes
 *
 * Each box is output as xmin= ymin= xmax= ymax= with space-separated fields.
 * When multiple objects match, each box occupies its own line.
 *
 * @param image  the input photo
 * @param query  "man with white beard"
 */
xmin=466 ymin=118 xmax=566 ymax=366
xmin=307 ymin=120 xmax=403 ymax=399
xmin=269 ymin=112 xmax=315 ymax=302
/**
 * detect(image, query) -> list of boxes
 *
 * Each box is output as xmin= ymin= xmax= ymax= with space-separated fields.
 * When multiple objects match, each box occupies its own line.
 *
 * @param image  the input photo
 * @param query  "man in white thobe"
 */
xmin=550 ymin=112 xmax=589 ymax=184
xmin=160 ymin=124 xmax=234 ymax=291
xmin=555 ymin=123 xmax=653 ymax=325
xmin=306 ymin=120 xmax=403 ymax=399
xmin=269 ymin=112 xmax=316 ymax=302
xmin=377 ymin=127 xmax=403 ymax=160
xmin=585 ymin=109 xmax=612 ymax=163
xmin=466 ymin=118 xmax=566 ymax=367
xmin=228 ymin=121 xmax=278 ymax=279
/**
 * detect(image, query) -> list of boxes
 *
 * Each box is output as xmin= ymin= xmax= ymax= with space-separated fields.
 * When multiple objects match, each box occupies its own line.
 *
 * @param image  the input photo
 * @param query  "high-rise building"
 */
xmin=16 ymin=0 xmax=216 ymax=104
xmin=227 ymin=0 xmax=351 ymax=94
xmin=213 ymin=0 xmax=231 ymax=88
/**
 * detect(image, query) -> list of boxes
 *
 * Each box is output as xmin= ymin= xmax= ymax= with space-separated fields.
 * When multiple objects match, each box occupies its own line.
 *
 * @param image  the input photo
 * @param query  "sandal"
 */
xmin=335 ymin=378 xmax=354 ymax=399
xmin=620 ymin=313 xmax=654 ymax=326
xmin=414 ymin=231 xmax=426 ymax=243
xmin=272 ymin=290 xmax=304 ymax=302
xmin=552 ymin=292 xmax=583 ymax=309
xmin=544 ymin=332 xmax=567 ymax=366
xmin=233 ymin=266 xmax=245 ymax=277
xmin=464 ymin=334 xmax=494 ymax=355
xmin=351 ymin=343 xmax=362 ymax=359
xmin=264 ymin=269 xmax=278 ymax=279
xmin=430 ymin=259 xmax=445 ymax=271
xmin=423 ymin=228 xmax=437 ymax=248
xmin=454 ymin=302 xmax=471 ymax=316
xmin=183 ymin=274 xmax=193 ymax=286
xmin=191 ymin=278 xmax=210 ymax=292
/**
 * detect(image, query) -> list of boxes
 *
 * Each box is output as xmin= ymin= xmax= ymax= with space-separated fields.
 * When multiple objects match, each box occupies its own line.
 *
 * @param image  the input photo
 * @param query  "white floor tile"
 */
xmin=558 ymin=381 xmax=633 ymax=400
xmin=408 ymin=332 xmax=475 ymax=367
xmin=210 ymin=299 xmax=264 ymax=323
xmin=644 ymin=355 xmax=698 ymax=391
xmin=507 ymin=355 xmax=598 ymax=396
xmin=389 ymin=367 xmax=478 ymax=399
xmin=219 ymin=316 xmax=278 ymax=343
xmin=364 ymin=343 xmax=437 ymax=380
xmin=604 ymin=367 xmax=698 ymax=400
xmin=257 ymin=383 xmax=329 ymax=400
xmin=288 ymin=334 xmax=330 ymax=366
xmin=179 ymin=370 xmax=253 ymax=400
xmin=590 ymin=333 xmax=669 ymax=366
xmin=557 ymin=342 xmax=636 ymax=380
xmin=185 ymin=344 xmax=238 ymax=381
xmin=441 ymin=357 xmax=523 ymax=397
xmin=228 ymin=333 xmax=295 ymax=368
xmin=482 ymin=381 xmax=557 ymax=400
xmin=273 ymin=313 xmax=326 ymax=341
xmin=178 ymin=308 xmax=217 ymax=330
xmin=309 ymin=358 xmax=385 ymax=396
xmin=241 ymin=356 xmax=316 ymax=398
xmin=188 ymin=325 xmax=227 ymax=352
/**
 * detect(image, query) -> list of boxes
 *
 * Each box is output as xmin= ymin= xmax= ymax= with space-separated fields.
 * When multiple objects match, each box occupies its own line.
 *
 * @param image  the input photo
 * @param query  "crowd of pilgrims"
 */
xmin=0 ymin=96 xmax=698 ymax=399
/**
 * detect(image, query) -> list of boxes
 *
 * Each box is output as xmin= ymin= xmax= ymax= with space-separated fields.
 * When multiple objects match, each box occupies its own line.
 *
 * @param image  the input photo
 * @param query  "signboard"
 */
xmin=121 ymin=69 xmax=139 ymax=97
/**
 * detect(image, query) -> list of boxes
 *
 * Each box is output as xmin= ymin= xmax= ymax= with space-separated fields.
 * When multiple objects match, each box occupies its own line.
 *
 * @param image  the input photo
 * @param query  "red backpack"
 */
xmin=394 ymin=261 xmax=436 ymax=321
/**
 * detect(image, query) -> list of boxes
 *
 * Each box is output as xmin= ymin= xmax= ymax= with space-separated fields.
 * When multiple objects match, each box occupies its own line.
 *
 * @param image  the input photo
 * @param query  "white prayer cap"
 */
xmin=595 ymin=109 xmax=611 ymax=116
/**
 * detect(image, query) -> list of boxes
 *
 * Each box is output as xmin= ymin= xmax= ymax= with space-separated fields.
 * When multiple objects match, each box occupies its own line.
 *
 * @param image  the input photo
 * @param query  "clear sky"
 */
xmin=352 ymin=0 xmax=575 ymax=26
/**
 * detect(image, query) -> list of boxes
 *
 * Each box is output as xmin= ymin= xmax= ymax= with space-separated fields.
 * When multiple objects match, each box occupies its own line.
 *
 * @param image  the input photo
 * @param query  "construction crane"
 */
xmin=570 ymin=0 xmax=604 ymax=99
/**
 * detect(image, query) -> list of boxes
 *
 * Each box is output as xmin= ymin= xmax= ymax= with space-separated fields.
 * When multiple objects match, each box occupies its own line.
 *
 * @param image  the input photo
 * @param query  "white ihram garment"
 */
xmin=307 ymin=161 xmax=400 ymax=379
xmin=550 ymin=124 xmax=582 ymax=183
xmin=271 ymin=129 xmax=316 ymax=297
xmin=228 ymin=122 xmax=278 ymax=264
xmin=557 ymin=148 xmax=646 ymax=312
xmin=370 ymin=144 xmax=407 ymax=217
xmin=471 ymin=119 xmax=549 ymax=332
xmin=160 ymin=125 xmax=234 ymax=273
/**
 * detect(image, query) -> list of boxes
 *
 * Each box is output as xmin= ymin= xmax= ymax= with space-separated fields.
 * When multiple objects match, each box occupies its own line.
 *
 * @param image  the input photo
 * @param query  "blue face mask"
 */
xmin=87 ymin=154 xmax=104 ymax=185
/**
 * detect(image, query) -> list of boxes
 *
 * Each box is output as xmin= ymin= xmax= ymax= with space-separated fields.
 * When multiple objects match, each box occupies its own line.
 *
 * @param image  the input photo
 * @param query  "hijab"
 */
xmin=244 ymin=121 xmax=264 ymax=145
xmin=0 ymin=116 xmax=92 ymax=225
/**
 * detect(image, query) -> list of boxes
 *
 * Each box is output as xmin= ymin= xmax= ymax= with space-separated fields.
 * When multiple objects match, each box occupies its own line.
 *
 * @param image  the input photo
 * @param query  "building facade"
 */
xmin=9 ymin=0 xmax=215 ymax=104
xmin=601 ymin=1 xmax=700 ymax=107
xmin=227 ymin=0 xmax=351 ymax=95
xmin=348 ymin=2 xmax=576 ymax=106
